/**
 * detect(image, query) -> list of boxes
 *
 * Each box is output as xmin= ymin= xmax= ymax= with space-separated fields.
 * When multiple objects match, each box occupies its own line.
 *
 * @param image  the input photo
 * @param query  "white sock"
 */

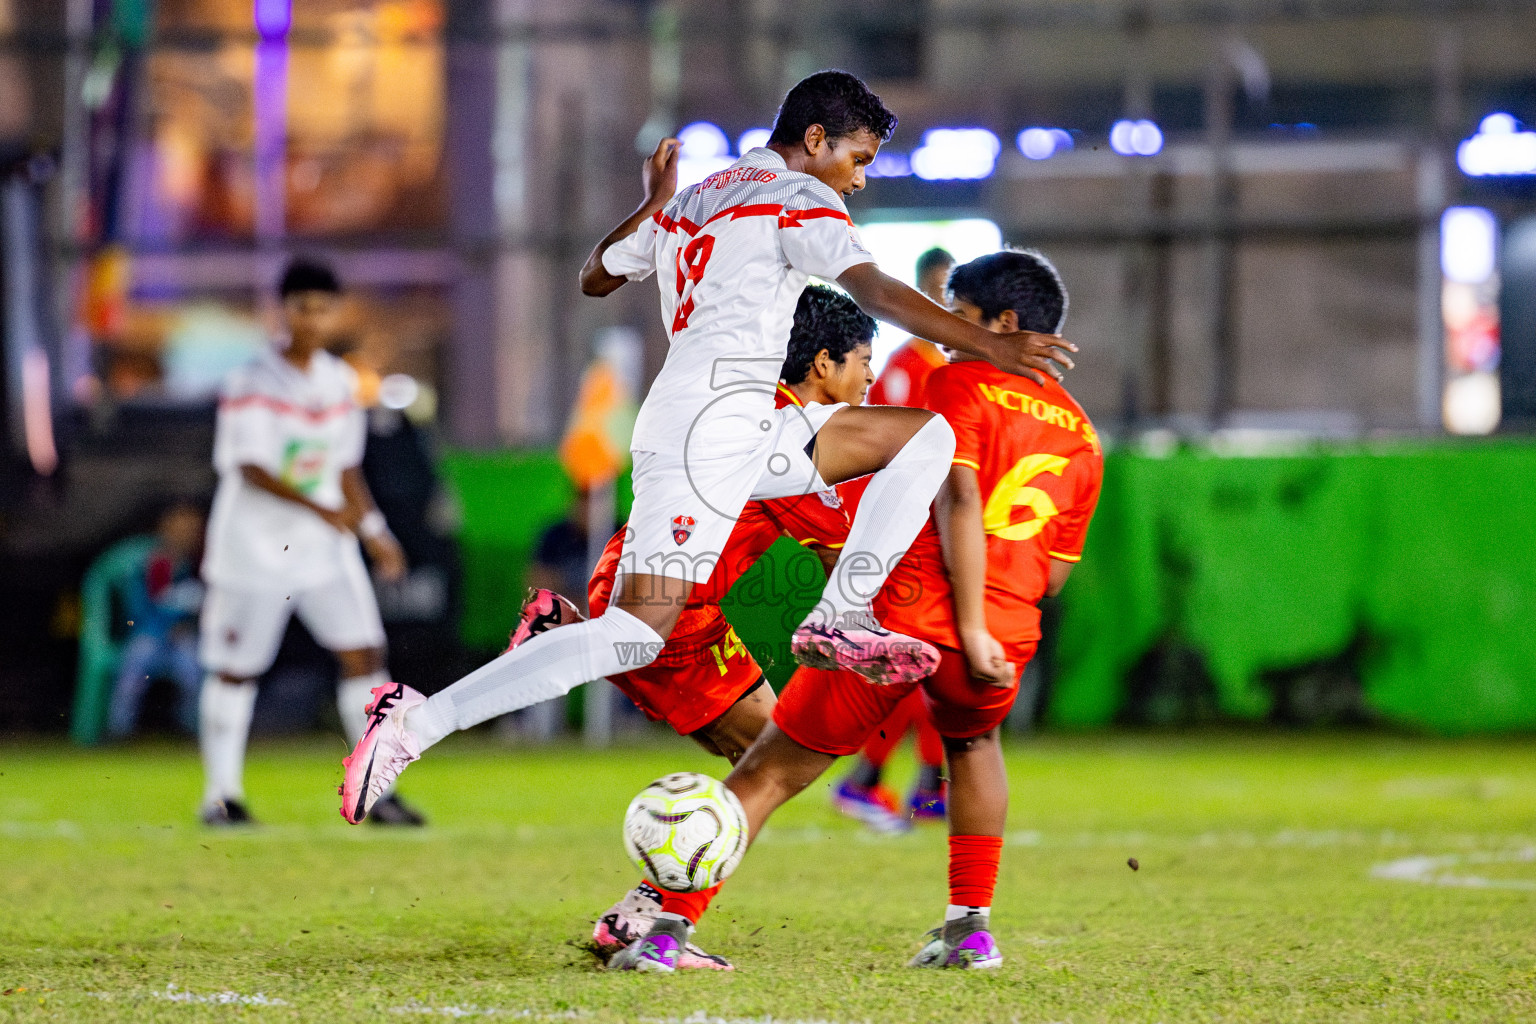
xmin=409 ymin=605 xmax=664 ymax=749
xmin=945 ymin=904 xmax=989 ymax=922
xmin=811 ymin=414 xmax=955 ymax=627
xmin=337 ymin=671 xmax=388 ymax=747
xmin=199 ymin=675 xmax=257 ymax=807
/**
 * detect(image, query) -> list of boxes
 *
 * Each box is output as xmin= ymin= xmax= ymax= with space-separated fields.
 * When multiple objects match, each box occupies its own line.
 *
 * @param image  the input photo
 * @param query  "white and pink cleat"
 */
xmin=339 ymin=682 xmax=426 ymax=824
xmin=791 ymin=620 xmax=940 ymax=686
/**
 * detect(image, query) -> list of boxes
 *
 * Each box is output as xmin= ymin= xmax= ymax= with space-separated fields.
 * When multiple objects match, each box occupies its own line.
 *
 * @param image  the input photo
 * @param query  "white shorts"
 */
xmin=199 ymin=545 xmax=386 ymax=678
xmin=620 ymin=399 xmax=845 ymax=585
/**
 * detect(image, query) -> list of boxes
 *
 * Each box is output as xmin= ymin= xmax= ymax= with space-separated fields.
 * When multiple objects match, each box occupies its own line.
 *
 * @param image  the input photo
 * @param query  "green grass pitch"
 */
xmin=1 ymin=732 xmax=1534 ymax=1022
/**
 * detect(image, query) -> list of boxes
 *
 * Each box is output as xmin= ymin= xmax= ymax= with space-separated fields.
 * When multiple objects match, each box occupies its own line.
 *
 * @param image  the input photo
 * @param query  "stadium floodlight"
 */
xmin=866 ymin=151 xmax=912 ymax=178
xmin=737 ymin=128 xmax=771 ymax=154
xmin=910 ymin=128 xmax=1001 ymax=180
xmin=1441 ymin=207 xmax=1498 ymax=284
xmin=1457 ymin=113 xmax=1536 ymax=177
xmin=674 ymin=121 xmax=734 ymax=188
xmin=1111 ymin=119 xmax=1163 ymax=157
xmin=1018 ymin=127 xmax=1075 ymax=160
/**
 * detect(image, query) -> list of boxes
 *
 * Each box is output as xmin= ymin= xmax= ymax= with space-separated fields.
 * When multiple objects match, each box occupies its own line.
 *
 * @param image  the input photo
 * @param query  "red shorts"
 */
xmin=772 ymin=642 xmax=1033 ymax=756
xmin=610 ymin=620 xmax=764 ymax=737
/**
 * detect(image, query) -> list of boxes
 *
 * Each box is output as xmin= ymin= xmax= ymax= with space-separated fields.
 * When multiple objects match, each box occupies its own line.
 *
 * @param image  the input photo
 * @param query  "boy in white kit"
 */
xmin=199 ymin=258 xmax=424 ymax=827
xmin=339 ymin=72 xmax=1075 ymax=823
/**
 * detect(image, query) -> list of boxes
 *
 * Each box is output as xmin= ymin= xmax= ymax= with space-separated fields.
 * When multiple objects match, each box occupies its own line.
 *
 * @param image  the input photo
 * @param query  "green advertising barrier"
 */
xmin=443 ymin=441 xmax=1536 ymax=734
xmin=439 ymin=450 xmax=631 ymax=650
xmin=1052 ymin=439 xmax=1536 ymax=734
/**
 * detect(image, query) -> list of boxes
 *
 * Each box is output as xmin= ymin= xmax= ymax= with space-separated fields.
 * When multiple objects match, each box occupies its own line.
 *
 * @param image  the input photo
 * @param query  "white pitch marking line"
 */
xmin=1370 ymin=847 xmax=1536 ymax=890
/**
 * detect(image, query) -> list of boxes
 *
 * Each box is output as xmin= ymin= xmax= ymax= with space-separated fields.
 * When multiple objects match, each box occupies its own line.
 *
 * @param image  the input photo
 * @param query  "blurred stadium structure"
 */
xmin=1 ymin=0 xmax=1535 ymax=735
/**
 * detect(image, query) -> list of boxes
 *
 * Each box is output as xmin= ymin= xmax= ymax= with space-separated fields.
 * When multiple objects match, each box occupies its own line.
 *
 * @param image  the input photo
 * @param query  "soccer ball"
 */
xmin=622 ymin=772 xmax=749 ymax=893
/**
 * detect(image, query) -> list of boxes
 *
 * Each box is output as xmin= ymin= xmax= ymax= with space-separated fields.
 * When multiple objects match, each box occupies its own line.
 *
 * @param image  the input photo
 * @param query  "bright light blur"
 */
xmin=1443 ymin=371 xmax=1501 ymax=435
xmin=677 ymin=121 xmax=729 ymax=158
xmin=737 ymin=128 xmax=771 ymax=154
xmin=1110 ymin=119 xmax=1163 ymax=157
xmin=866 ymin=151 xmax=912 ymax=178
xmin=1017 ymin=127 xmax=1074 ymax=160
xmin=674 ymin=121 xmax=735 ymax=187
xmin=253 ymin=0 xmax=291 ymax=39
xmin=1457 ymin=113 xmax=1536 ymax=177
xmin=910 ymin=129 xmax=1001 ymax=180
xmin=851 ymin=218 xmax=1004 ymax=377
xmin=1441 ymin=207 xmax=1498 ymax=284
xmin=379 ymin=373 xmax=420 ymax=411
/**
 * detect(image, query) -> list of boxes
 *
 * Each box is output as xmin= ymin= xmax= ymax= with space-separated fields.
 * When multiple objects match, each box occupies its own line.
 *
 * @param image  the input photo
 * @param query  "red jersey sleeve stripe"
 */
xmin=1048 ymin=550 xmax=1083 ymax=563
xmin=952 ymin=456 xmax=981 ymax=471
xmin=219 ymin=393 xmax=354 ymax=423
xmin=777 ymin=207 xmax=853 ymax=228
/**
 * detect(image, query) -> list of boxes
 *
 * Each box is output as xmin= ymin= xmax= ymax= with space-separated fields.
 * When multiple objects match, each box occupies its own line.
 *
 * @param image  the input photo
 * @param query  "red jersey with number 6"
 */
xmin=875 ymin=360 xmax=1103 ymax=662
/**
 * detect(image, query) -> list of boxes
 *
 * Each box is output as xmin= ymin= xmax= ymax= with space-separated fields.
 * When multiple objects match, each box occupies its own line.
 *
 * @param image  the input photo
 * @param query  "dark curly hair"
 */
xmin=781 ymin=284 xmax=877 ymax=385
xmin=769 ymin=70 xmax=898 ymax=147
xmin=946 ymin=249 xmax=1068 ymax=335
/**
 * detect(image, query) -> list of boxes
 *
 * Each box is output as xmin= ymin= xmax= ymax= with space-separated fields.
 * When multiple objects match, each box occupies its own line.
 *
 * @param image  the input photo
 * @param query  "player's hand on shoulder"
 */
xmin=988 ymin=331 xmax=1077 ymax=387
xmin=643 ymin=138 xmax=680 ymax=208
xmin=364 ymin=533 xmax=408 ymax=583
xmin=960 ymin=627 xmax=1016 ymax=689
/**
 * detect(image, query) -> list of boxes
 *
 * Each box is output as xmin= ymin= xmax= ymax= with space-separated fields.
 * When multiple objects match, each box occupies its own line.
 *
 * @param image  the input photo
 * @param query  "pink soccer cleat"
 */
xmin=504 ymin=588 xmax=584 ymax=653
xmin=791 ymin=621 xmax=940 ymax=686
xmin=338 ymin=682 xmax=426 ymax=824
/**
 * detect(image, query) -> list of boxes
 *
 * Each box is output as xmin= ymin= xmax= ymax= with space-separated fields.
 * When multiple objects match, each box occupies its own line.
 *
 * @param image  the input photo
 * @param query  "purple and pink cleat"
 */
xmin=909 ymin=916 xmax=1003 ymax=970
xmin=791 ymin=620 xmax=940 ymax=686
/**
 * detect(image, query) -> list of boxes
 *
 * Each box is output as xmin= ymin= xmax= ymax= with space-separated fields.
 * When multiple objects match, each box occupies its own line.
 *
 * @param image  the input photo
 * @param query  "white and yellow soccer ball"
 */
xmin=623 ymin=772 xmax=749 ymax=892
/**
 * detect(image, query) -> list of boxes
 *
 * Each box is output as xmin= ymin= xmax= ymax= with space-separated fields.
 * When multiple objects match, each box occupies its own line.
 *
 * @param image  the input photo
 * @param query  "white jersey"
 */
xmin=202 ymin=346 xmax=367 ymax=592
xmin=602 ymin=147 xmax=874 ymax=457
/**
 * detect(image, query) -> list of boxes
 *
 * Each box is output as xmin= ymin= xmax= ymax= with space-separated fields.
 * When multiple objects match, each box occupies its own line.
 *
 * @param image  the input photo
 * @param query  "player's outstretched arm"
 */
xmin=579 ymin=138 xmax=680 ymax=297
xmin=836 ymin=263 xmax=1076 ymax=386
xmin=934 ymin=463 xmax=1015 ymax=687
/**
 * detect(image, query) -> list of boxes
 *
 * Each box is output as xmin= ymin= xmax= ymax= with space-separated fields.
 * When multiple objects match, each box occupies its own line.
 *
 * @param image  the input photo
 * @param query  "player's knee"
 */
xmin=941 ymin=727 xmax=999 ymax=755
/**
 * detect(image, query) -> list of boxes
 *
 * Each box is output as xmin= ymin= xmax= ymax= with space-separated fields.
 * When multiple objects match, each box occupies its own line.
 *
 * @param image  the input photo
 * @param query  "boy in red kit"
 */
xmin=713 ymin=249 xmax=1102 ymax=970
xmin=507 ymin=285 xmax=875 ymax=970
xmin=834 ymin=246 xmax=955 ymax=829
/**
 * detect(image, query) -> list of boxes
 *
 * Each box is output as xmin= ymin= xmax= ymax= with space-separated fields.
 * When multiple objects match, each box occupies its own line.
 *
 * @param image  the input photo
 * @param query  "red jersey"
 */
xmin=876 ymin=360 xmax=1102 ymax=659
xmin=868 ymin=338 xmax=947 ymax=408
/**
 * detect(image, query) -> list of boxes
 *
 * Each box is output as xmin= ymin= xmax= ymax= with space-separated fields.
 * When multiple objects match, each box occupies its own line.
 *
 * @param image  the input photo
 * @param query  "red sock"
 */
xmin=915 ymin=712 xmax=944 ymax=771
xmin=948 ymin=835 xmax=1003 ymax=907
xmin=660 ymin=883 xmax=721 ymax=925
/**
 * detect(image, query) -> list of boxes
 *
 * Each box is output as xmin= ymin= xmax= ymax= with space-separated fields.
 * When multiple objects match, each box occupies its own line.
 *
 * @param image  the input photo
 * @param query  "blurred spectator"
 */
xmin=106 ymin=500 xmax=206 ymax=738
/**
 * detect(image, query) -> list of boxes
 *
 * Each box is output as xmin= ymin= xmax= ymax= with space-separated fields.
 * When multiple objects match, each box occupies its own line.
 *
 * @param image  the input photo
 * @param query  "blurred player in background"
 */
xmin=506 ymin=285 xmax=874 ymax=970
xmin=834 ymin=246 xmax=955 ymax=831
xmin=197 ymin=258 xmax=423 ymax=827
xmin=107 ymin=500 xmax=206 ymax=738
xmin=636 ymin=249 xmax=1101 ymax=972
xmin=339 ymin=70 xmax=1075 ymax=825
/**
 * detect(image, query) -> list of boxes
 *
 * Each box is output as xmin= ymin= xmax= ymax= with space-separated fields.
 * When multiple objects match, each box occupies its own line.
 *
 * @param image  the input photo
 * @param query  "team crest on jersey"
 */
xmin=816 ymin=488 xmax=842 ymax=509
xmin=671 ymin=515 xmax=696 ymax=545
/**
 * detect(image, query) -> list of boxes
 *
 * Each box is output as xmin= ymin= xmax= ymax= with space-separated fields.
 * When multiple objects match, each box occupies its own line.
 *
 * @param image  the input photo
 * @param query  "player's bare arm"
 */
xmin=341 ymin=466 xmax=407 ymax=583
xmin=579 ymin=138 xmax=680 ymax=297
xmin=238 ymin=464 xmax=352 ymax=532
xmin=934 ymin=462 xmax=1015 ymax=687
xmin=836 ymin=262 xmax=1075 ymax=386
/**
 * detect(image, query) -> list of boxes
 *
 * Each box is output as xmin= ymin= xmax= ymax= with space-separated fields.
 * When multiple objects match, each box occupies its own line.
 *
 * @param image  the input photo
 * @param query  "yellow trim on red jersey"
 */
xmin=1048 ymin=550 xmax=1083 ymax=563
xmin=776 ymin=383 xmax=804 ymax=408
xmin=952 ymin=456 xmax=981 ymax=471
